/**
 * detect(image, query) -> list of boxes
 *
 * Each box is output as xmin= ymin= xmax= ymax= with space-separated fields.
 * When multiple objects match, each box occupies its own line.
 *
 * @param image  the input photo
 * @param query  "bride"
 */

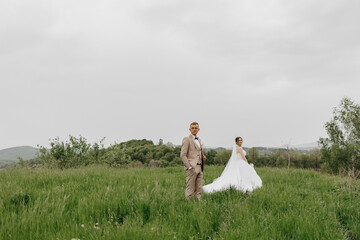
xmin=203 ymin=137 xmax=262 ymax=193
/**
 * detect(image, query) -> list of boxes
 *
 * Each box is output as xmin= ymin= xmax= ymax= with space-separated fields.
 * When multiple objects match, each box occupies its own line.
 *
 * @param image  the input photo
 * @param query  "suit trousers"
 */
xmin=185 ymin=165 xmax=203 ymax=200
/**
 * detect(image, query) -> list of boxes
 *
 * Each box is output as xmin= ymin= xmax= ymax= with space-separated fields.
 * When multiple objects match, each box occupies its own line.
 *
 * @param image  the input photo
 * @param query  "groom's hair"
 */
xmin=235 ymin=137 xmax=243 ymax=143
xmin=190 ymin=122 xmax=199 ymax=127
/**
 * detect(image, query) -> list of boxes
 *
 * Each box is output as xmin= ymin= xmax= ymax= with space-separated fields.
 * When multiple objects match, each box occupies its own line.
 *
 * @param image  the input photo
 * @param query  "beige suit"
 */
xmin=181 ymin=134 xmax=203 ymax=200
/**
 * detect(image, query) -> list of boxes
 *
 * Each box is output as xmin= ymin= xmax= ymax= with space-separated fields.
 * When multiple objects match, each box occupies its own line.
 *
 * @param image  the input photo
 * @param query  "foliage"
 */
xmin=203 ymin=149 xmax=217 ymax=165
xmin=248 ymin=147 xmax=259 ymax=164
xmin=26 ymin=135 xmax=326 ymax=171
xmin=34 ymin=137 xmax=183 ymax=169
xmin=17 ymin=157 xmax=25 ymax=167
xmin=101 ymin=143 xmax=131 ymax=167
xmin=36 ymin=135 xmax=105 ymax=169
xmin=9 ymin=97 xmax=360 ymax=178
xmin=8 ymin=135 xmax=327 ymax=172
xmin=319 ymin=97 xmax=360 ymax=178
xmin=213 ymin=150 xmax=232 ymax=165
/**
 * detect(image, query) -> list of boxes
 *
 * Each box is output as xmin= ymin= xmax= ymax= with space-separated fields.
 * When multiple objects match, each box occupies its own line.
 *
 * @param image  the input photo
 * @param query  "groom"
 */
xmin=181 ymin=122 xmax=206 ymax=200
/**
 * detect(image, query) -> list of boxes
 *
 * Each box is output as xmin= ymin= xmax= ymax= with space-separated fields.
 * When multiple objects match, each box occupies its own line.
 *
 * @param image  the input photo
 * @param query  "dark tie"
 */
xmin=195 ymin=137 xmax=198 ymax=140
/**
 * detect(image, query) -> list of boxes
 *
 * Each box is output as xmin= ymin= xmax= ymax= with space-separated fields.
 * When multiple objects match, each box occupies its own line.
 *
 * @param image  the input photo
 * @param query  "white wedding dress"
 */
xmin=203 ymin=144 xmax=262 ymax=193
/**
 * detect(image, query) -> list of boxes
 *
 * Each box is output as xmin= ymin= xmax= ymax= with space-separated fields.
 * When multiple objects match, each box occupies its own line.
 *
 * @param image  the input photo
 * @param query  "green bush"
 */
xmin=319 ymin=97 xmax=360 ymax=178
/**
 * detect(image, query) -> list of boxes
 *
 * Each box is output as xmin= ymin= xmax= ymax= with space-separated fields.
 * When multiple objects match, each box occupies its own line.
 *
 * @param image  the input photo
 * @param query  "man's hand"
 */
xmin=187 ymin=166 xmax=195 ymax=174
xmin=203 ymin=155 xmax=207 ymax=162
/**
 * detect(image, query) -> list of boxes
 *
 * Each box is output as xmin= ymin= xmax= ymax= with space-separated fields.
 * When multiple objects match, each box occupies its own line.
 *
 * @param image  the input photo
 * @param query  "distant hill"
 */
xmin=293 ymin=142 xmax=320 ymax=150
xmin=279 ymin=142 xmax=320 ymax=150
xmin=0 ymin=146 xmax=38 ymax=168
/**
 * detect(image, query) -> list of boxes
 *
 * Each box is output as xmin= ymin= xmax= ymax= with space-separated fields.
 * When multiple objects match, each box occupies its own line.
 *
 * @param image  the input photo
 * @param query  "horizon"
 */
xmin=0 ymin=139 xmax=320 ymax=151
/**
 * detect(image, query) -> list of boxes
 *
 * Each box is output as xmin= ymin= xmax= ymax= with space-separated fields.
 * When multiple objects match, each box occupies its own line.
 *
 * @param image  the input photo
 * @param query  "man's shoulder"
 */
xmin=182 ymin=136 xmax=191 ymax=144
xmin=182 ymin=136 xmax=190 ymax=141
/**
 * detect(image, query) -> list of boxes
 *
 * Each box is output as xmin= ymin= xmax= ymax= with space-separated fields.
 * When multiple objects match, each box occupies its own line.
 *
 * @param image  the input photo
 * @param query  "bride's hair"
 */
xmin=235 ymin=137 xmax=243 ymax=143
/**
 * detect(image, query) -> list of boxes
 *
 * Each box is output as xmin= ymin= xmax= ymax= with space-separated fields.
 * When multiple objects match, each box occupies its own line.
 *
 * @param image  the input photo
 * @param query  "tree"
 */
xmin=214 ymin=150 xmax=232 ymax=165
xmin=319 ymin=97 xmax=360 ymax=178
xmin=17 ymin=157 xmax=25 ymax=167
xmin=204 ymin=149 xmax=217 ymax=165
xmin=248 ymin=147 xmax=259 ymax=164
xmin=309 ymin=149 xmax=321 ymax=169
xmin=283 ymin=140 xmax=292 ymax=169
xmin=37 ymin=135 xmax=105 ymax=169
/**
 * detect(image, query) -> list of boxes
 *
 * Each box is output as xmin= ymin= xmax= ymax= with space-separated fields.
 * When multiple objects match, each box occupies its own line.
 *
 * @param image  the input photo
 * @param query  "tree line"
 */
xmin=24 ymin=137 xmax=322 ymax=171
xmin=21 ymin=97 xmax=359 ymax=179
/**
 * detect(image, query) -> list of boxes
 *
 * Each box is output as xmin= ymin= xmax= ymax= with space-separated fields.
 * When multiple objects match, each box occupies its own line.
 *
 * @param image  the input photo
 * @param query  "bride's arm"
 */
xmin=239 ymin=147 xmax=248 ymax=163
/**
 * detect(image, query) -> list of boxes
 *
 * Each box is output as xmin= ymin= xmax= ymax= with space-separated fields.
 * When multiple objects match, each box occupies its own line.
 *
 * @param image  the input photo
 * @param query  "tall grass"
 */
xmin=0 ymin=166 xmax=359 ymax=239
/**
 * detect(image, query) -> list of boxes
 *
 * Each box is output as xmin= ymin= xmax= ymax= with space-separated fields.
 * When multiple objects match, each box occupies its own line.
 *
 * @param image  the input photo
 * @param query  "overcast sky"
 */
xmin=1 ymin=0 xmax=359 ymax=150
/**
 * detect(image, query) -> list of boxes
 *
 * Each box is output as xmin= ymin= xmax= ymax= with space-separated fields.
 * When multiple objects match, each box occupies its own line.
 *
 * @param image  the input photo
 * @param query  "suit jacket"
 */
xmin=181 ymin=134 xmax=203 ymax=171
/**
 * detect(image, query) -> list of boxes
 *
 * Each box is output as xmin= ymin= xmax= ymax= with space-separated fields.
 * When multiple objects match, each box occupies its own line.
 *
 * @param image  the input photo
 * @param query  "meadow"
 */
xmin=0 ymin=166 xmax=359 ymax=240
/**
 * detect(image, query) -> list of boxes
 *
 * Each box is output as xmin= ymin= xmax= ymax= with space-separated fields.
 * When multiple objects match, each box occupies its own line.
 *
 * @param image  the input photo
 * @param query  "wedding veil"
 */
xmin=218 ymin=143 xmax=239 ymax=177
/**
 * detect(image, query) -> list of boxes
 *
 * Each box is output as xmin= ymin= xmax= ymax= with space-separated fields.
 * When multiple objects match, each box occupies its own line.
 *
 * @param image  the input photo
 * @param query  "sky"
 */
xmin=1 ymin=0 xmax=360 ymax=150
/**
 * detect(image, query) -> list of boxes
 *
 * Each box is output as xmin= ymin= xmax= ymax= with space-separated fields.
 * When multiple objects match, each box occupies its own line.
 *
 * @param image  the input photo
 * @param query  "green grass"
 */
xmin=0 ymin=166 xmax=359 ymax=239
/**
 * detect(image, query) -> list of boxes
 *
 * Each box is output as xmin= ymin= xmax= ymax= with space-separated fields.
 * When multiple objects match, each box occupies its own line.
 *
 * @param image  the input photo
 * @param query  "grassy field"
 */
xmin=0 ymin=166 xmax=359 ymax=240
